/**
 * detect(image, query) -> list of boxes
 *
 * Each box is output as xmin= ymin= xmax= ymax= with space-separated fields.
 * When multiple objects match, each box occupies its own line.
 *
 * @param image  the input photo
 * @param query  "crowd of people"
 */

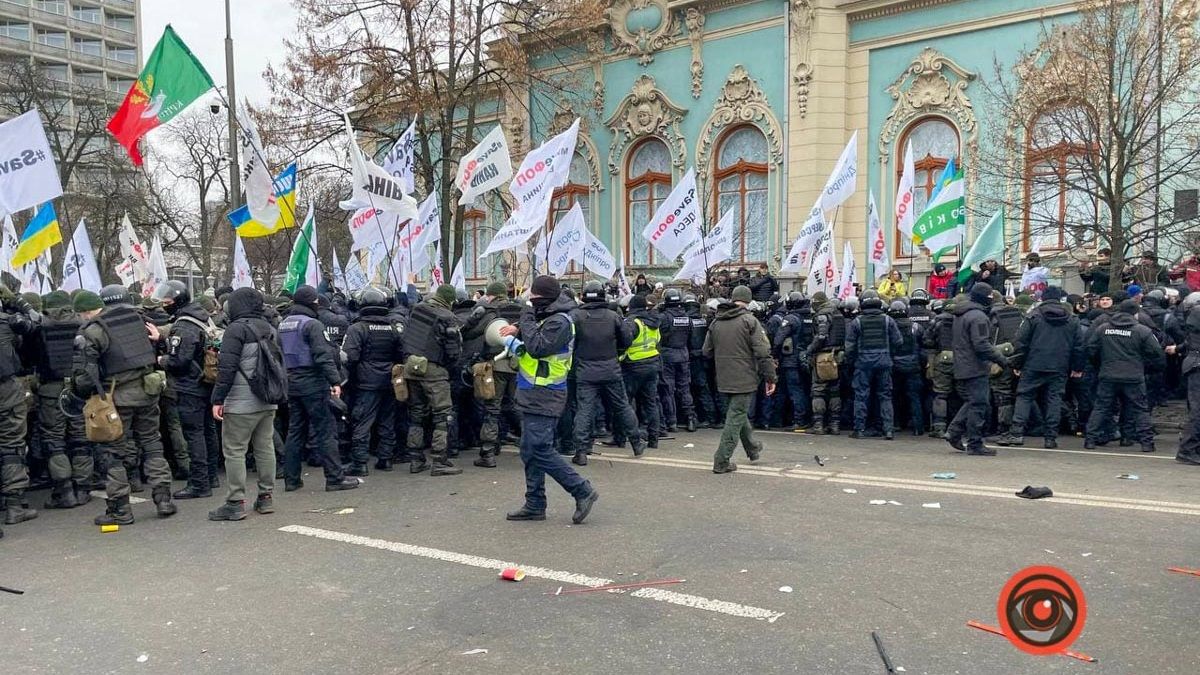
xmin=1 ymin=252 xmax=1198 ymax=538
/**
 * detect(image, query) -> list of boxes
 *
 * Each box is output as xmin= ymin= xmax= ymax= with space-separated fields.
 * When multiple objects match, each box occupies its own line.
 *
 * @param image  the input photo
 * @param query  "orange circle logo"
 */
xmin=997 ymin=565 xmax=1087 ymax=656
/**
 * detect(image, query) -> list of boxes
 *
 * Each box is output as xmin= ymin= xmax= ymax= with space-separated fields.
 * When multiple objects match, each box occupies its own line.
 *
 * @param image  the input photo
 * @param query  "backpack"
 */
xmin=177 ymin=315 xmax=224 ymax=384
xmin=239 ymin=328 xmax=288 ymax=405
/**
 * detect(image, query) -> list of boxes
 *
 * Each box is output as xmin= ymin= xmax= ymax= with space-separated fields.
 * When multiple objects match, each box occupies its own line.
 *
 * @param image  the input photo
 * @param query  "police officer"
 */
xmin=617 ymin=295 xmax=662 ymax=449
xmin=571 ymin=281 xmax=645 ymax=465
xmin=154 ymin=280 xmax=221 ymax=500
xmin=658 ymin=289 xmax=697 ymax=432
xmin=0 ymin=285 xmax=38 ymax=532
xmin=845 ymin=292 xmax=903 ymax=439
xmin=1084 ymin=300 xmax=1165 ymax=452
xmin=685 ymin=295 xmax=719 ymax=429
xmin=1175 ymin=292 xmax=1200 ymax=465
xmin=989 ymin=289 xmax=1026 ymax=436
xmin=470 ymin=282 xmax=515 ymax=468
xmin=401 ymin=284 xmax=463 ymax=476
xmin=501 ymin=275 xmax=599 ymax=524
xmin=343 ymin=286 xmax=404 ymax=473
xmin=74 ymin=286 xmax=176 ymax=526
xmin=888 ymin=299 xmax=926 ymax=435
xmin=773 ymin=292 xmax=813 ymax=431
xmin=945 ymin=283 xmax=1008 ymax=456
xmin=806 ymin=291 xmax=845 ymax=435
xmin=907 ymin=289 xmax=934 ymax=328
xmin=483 ymin=282 xmax=524 ymax=450
xmin=279 ymin=285 xmax=359 ymax=492
xmin=35 ymin=291 xmax=92 ymax=510
xmin=923 ymin=298 xmax=957 ymax=437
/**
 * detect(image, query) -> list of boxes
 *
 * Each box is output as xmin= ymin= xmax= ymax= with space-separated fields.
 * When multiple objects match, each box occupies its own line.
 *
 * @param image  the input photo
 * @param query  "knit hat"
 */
xmin=1116 ymin=299 xmax=1139 ymax=315
xmin=531 ymin=275 xmax=560 ymax=299
xmin=292 ymin=285 xmax=319 ymax=308
xmin=811 ymin=291 xmax=828 ymax=305
xmin=434 ymin=284 xmax=458 ymax=306
xmin=486 ymin=281 xmax=508 ymax=298
xmin=43 ymin=290 xmax=70 ymax=310
xmin=73 ymin=290 xmax=103 ymax=313
xmin=1014 ymin=293 xmax=1035 ymax=309
xmin=731 ymin=285 xmax=752 ymax=303
xmin=1107 ymin=290 xmax=1130 ymax=302
xmin=1126 ymin=284 xmax=1143 ymax=297
xmin=1042 ymin=286 xmax=1066 ymax=302
xmin=628 ymin=295 xmax=647 ymax=310
xmin=969 ymin=282 xmax=994 ymax=304
xmin=198 ymin=295 xmax=219 ymax=313
xmin=21 ymin=292 xmax=41 ymax=311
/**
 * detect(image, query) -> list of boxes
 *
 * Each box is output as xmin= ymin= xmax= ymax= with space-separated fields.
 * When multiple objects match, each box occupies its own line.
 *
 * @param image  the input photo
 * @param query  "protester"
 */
xmin=877 ymin=269 xmax=907 ymax=301
xmin=926 ymin=264 xmax=954 ymax=300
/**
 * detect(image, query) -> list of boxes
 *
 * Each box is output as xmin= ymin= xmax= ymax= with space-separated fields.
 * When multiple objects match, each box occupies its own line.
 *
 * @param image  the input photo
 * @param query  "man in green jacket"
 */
xmin=703 ymin=285 xmax=777 ymax=473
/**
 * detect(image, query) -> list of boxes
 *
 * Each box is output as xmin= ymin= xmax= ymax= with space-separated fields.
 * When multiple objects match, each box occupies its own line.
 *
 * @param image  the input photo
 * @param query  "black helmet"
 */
xmin=861 ymin=296 xmax=883 ymax=310
xmin=1145 ymin=288 xmax=1166 ymax=308
xmin=664 ymin=288 xmax=682 ymax=306
xmin=910 ymin=288 xmax=930 ymax=304
xmin=786 ymin=291 xmax=805 ymax=309
xmin=99 ymin=284 xmax=130 ymax=306
xmin=359 ymin=285 xmax=389 ymax=309
xmin=931 ymin=299 xmax=946 ymax=313
xmin=683 ymin=293 xmax=698 ymax=308
xmin=582 ymin=281 xmax=605 ymax=303
xmin=151 ymin=280 xmax=190 ymax=312
xmin=841 ymin=296 xmax=860 ymax=314
xmin=888 ymin=300 xmax=908 ymax=315
xmin=861 ymin=289 xmax=880 ymax=303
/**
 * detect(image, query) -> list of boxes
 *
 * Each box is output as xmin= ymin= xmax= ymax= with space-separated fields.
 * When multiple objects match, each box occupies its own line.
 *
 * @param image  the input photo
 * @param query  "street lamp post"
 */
xmin=225 ymin=0 xmax=241 ymax=210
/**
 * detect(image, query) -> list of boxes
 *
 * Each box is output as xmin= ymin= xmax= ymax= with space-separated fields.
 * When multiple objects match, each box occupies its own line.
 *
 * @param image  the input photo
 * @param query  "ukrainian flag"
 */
xmin=11 ymin=202 xmax=62 ymax=268
xmin=227 ymin=163 xmax=297 ymax=238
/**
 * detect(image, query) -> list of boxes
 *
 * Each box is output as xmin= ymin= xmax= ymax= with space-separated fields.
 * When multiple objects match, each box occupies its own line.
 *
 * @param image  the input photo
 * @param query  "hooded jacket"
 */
xmin=702 ymin=303 xmax=776 ymax=394
xmin=1086 ymin=311 xmax=1165 ymax=382
xmin=164 ymin=302 xmax=213 ymax=397
xmin=1011 ymin=301 xmax=1083 ymax=373
xmin=211 ymin=288 xmax=279 ymax=414
xmin=515 ymin=291 xmax=577 ymax=417
xmin=952 ymin=299 xmax=1006 ymax=379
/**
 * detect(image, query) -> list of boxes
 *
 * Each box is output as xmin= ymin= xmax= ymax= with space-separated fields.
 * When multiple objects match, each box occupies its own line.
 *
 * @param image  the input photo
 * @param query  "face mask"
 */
xmin=531 ymin=296 xmax=554 ymax=312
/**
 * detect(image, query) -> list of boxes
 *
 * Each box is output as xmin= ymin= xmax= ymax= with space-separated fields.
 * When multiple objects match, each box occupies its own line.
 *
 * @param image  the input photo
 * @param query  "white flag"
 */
xmin=1021 ymin=266 xmax=1050 ymax=298
xmin=19 ymin=262 xmax=41 ymax=294
xmin=117 ymin=213 xmax=149 ymax=283
xmin=113 ymin=260 xmax=137 ymax=286
xmin=450 ymin=257 xmax=466 ymax=293
xmin=382 ymin=120 xmax=417 ymax=196
xmin=837 ymin=240 xmax=857 ymax=301
xmin=456 ymin=125 xmax=512 ymax=206
xmin=340 ymin=114 xmax=420 ymax=220
xmin=509 ymin=118 xmax=579 ymax=212
xmin=396 ymin=194 xmax=440 ymax=272
xmin=675 ymin=209 xmax=735 ymax=284
xmin=304 ymin=213 xmax=320 ymax=289
xmin=141 ymin=235 xmax=169 ymax=298
xmin=430 ymin=242 xmax=445 ymax=287
xmin=581 ymin=231 xmax=618 ymax=280
xmin=781 ymin=200 xmax=827 ymax=273
xmin=641 ymin=167 xmax=701 ymax=261
xmin=895 ymin=141 xmax=916 ymax=240
xmin=343 ymin=250 xmax=368 ymax=292
xmin=820 ymin=132 xmax=858 ymax=213
xmin=232 ymin=234 xmax=253 ymax=289
xmin=546 ymin=203 xmax=586 ymax=276
xmin=331 ymin=249 xmax=345 ymax=288
xmin=616 ymin=265 xmax=632 ymax=297
xmin=480 ymin=193 xmax=552 ymax=258
xmin=867 ymin=190 xmax=889 ymax=271
xmin=39 ymin=269 xmax=51 ymax=294
xmin=235 ymin=104 xmax=280 ymax=226
xmin=806 ymin=230 xmax=837 ymax=295
xmin=59 ymin=218 xmax=102 ymax=292
xmin=0 ymin=214 xmax=19 ymax=277
xmin=0 ymin=109 xmax=64 ymax=215
xmin=347 ymin=206 xmax=401 ymax=253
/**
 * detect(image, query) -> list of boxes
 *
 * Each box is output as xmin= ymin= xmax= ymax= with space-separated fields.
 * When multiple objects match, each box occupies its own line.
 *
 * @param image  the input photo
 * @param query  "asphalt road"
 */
xmin=2 ymin=429 xmax=1200 ymax=674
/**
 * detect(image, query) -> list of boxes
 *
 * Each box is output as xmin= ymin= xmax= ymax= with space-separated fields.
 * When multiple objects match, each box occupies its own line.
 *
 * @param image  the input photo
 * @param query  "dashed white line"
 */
xmin=277 ymin=524 xmax=786 ymax=623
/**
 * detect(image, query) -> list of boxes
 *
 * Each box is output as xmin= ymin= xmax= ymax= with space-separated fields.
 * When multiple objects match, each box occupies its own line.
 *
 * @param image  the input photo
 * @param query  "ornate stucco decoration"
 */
xmin=604 ymin=74 xmax=688 ymax=174
xmin=548 ymin=102 xmax=603 ymax=192
xmin=790 ymin=0 xmax=814 ymax=118
xmin=878 ymin=47 xmax=978 ymax=164
xmin=685 ymin=7 xmax=705 ymax=99
xmin=695 ymin=65 xmax=784 ymax=213
xmin=586 ymin=30 xmax=606 ymax=115
xmin=504 ymin=113 xmax=526 ymax=158
xmin=607 ymin=0 xmax=682 ymax=66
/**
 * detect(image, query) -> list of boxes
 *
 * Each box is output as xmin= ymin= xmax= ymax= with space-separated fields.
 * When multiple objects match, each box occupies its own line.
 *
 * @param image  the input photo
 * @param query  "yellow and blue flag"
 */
xmin=227 ymin=163 xmax=297 ymax=238
xmin=11 ymin=202 xmax=62 ymax=268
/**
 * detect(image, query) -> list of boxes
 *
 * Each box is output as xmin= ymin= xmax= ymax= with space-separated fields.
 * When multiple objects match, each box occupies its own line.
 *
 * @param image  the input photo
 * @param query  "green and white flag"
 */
xmin=911 ymin=159 xmax=965 ymax=261
xmin=283 ymin=202 xmax=319 ymax=293
xmin=957 ymin=207 xmax=1005 ymax=285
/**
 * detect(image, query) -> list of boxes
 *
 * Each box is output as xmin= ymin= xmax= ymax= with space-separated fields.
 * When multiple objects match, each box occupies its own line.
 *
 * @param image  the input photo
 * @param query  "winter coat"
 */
xmin=952 ymin=300 xmax=1006 ymax=379
xmin=702 ymin=303 xmax=776 ymax=394
xmin=343 ymin=307 xmax=404 ymax=391
xmin=282 ymin=304 xmax=343 ymax=397
xmin=1086 ymin=311 xmax=1165 ymax=382
xmin=163 ymin=302 xmax=213 ymax=397
xmin=927 ymin=271 xmax=954 ymax=300
xmin=1011 ymin=301 xmax=1083 ymax=373
xmin=748 ymin=273 xmax=779 ymax=302
xmin=515 ymin=291 xmax=578 ymax=417
xmin=211 ymin=288 xmax=279 ymax=414
xmin=877 ymin=279 xmax=907 ymax=301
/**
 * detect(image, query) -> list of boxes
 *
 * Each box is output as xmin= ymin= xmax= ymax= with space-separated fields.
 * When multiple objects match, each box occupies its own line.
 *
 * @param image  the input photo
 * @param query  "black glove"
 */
xmin=470 ymin=305 xmax=486 ymax=322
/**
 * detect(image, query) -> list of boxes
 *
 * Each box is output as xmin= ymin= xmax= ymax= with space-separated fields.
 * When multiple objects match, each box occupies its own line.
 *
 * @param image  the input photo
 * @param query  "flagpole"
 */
xmin=223 ymin=0 xmax=242 ymax=210
xmin=69 ymin=224 xmax=83 ymax=290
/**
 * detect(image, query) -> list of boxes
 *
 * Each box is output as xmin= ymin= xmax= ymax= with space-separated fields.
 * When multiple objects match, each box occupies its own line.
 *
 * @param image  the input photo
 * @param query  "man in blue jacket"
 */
xmin=844 ymin=291 xmax=903 ymax=439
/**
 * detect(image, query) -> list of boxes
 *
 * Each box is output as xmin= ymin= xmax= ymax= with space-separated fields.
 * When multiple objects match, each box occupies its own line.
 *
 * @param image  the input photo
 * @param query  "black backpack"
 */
xmin=239 ymin=327 xmax=288 ymax=405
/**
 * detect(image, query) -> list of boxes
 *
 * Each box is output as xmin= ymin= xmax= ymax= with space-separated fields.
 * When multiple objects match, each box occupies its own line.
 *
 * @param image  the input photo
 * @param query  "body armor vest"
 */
xmin=574 ymin=308 xmax=619 ymax=362
xmin=402 ymin=303 xmax=448 ymax=366
xmin=857 ymin=312 xmax=889 ymax=352
xmin=0 ymin=318 xmax=19 ymax=379
xmin=936 ymin=316 xmax=955 ymax=350
xmin=908 ymin=306 xmax=933 ymax=326
xmin=279 ymin=314 xmax=316 ymax=369
xmin=822 ymin=311 xmax=846 ymax=350
xmin=41 ymin=317 xmax=80 ymax=380
xmin=688 ymin=315 xmax=708 ymax=353
xmin=992 ymin=306 xmax=1024 ymax=345
xmin=96 ymin=306 xmax=156 ymax=377
xmin=363 ymin=317 xmax=400 ymax=361
xmin=895 ymin=317 xmax=916 ymax=355
xmin=664 ymin=309 xmax=691 ymax=351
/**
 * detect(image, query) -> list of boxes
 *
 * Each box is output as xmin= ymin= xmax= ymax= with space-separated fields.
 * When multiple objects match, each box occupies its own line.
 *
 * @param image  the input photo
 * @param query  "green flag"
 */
xmin=958 ymin=207 xmax=1005 ymax=285
xmin=911 ymin=160 xmax=965 ymax=262
xmin=283 ymin=204 xmax=317 ymax=293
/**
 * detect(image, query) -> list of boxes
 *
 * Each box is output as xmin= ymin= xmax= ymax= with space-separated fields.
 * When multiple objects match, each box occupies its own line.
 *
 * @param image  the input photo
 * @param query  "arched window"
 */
xmin=1025 ymin=105 xmax=1097 ymax=251
xmin=548 ymin=153 xmax=592 ymax=274
xmin=626 ymin=138 xmax=671 ymax=265
xmin=714 ymin=126 xmax=769 ymax=264
xmin=895 ymin=117 xmax=960 ymax=257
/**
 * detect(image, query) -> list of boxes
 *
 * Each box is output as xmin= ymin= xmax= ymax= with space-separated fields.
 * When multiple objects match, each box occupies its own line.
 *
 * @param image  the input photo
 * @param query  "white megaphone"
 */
xmin=484 ymin=317 xmax=511 ymax=349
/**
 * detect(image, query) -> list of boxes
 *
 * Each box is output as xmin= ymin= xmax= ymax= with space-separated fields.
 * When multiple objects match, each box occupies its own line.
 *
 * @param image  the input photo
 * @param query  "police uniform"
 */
xmin=658 ymin=298 xmax=696 ymax=431
xmin=74 ymin=296 xmax=176 ymax=524
xmin=989 ymin=302 xmax=1025 ymax=435
xmin=164 ymin=302 xmax=220 ymax=497
xmin=490 ymin=299 xmax=525 ymax=444
xmin=889 ymin=308 xmax=926 ymax=435
xmin=401 ymin=294 xmax=463 ymax=475
xmin=1084 ymin=302 xmax=1165 ymax=451
xmin=773 ymin=300 xmax=813 ymax=430
xmin=36 ymin=304 xmax=93 ymax=509
xmin=844 ymin=300 xmax=903 ymax=438
xmin=0 ymin=297 xmax=37 ymax=528
xmin=619 ymin=303 xmax=662 ymax=447
xmin=1176 ymin=296 xmax=1200 ymax=464
xmin=807 ymin=297 xmax=845 ymax=434
xmin=922 ymin=304 xmax=957 ymax=436
xmin=571 ymin=294 xmax=645 ymax=463
xmin=343 ymin=299 xmax=404 ymax=472
xmin=688 ymin=305 xmax=722 ymax=428
xmin=469 ymin=296 xmax=509 ymax=468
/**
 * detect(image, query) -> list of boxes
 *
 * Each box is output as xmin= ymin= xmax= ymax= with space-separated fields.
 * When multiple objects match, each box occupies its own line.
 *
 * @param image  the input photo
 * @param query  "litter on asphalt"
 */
xmin=461 ymin=649 xmax=488 ymax=655
xmin=1117 ymin=474 xmax=1139 ymax=480
xmin=843 ymin=488 xmax=858 ymax=494
xmin=922 ymin=503 xmax=941 ymax=509
xmin=779 ymin=586 xmax=793 ymax=593
xmin=930 ymin=472 xmax=956 ymax=480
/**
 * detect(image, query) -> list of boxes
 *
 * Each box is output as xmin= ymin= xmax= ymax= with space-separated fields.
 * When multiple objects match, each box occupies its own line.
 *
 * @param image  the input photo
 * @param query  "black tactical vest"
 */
xmin=0 ymin=318 xmax=19 ymax=379
xmin=41 ymin=317 xmax=80 ymax=380
xmin=96 ymin=306 xmax=156 ymax=377
xmin=363 ymin=318 xmax=400 ymax=361
xmin=992 ymin=306 xmax=1024 ymax=344
xmin=826 ymin=311 xmax=846 ymax=348
xmin=858 ymin=312 xmax=889 ymax=352
xmin=894 ymin=316 xmax=916 ymax=355
xmin=908 ymin=306 xmax=933 ymax=325
xmin=936 ymin=315 xmax=955 ymax=350
xmin=664 ymin=308 xmax=690 ymax=350
xmin=688 ymin=314 xmax=708 ymax=353
xmin=402 ymin=303 xmax=447 ymax=365
xmin=574 ymin=308 xmax=619 ymax=362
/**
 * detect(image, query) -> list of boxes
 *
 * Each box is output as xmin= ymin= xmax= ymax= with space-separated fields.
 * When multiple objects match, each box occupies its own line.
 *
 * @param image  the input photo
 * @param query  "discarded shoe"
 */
xmin=1015 ymin=485 xmax=1053 ymax=500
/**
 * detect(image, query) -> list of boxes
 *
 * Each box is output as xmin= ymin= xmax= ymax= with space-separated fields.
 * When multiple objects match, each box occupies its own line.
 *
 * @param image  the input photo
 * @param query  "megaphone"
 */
xmin=484 ymin=317 xmax=511 ymax=349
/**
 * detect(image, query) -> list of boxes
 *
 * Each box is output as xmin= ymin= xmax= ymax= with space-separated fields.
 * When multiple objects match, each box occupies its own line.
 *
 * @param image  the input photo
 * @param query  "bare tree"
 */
xmin=975 ymin=0 xmax=1200 ymax=284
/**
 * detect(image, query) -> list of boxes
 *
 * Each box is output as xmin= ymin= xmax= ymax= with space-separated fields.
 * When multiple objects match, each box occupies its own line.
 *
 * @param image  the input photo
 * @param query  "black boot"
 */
xmin=430 ymin=458 xmax=463 ymax=476
xmin=474 ymin=448 xmax=497 ymax=468
xmin=505 ymin=505 xmax=546 ymax=521
xmin=374 ymin=458 xmax=394 ymax=472
xmin=572 ymin=451 xmax=588 ymax=466
xmin=44 ymin=482 xmax=78 ymax=509
xmin=172 ymin=486 xmax=212 ymax=499
xmin=94 ymin=497 xmax=134 ymax=526
xmin=686 ymin=417 xmax=697 ymax=433
xmin=345 ymin=465 xmax=369 ymax=477
xmin=3 ymin=496 xmax=37 ymax=524
xmin=152 ymin=487 xmax=177 ymax=518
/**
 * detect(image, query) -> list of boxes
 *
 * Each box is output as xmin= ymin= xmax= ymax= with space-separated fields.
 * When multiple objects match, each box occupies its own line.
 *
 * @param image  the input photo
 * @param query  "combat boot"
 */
xmin=631 ymin=437 xmax=647 ymax=457
xmin=129 ymin=475 xmax=144 ymax=493
xmin=995 ymin=433 xmax=1024 ymax=447
xmin=430 ymin=457 xmax=462 ymax=476
xmin=208 ymin=500 xmax=246 ymax=521
xmin=94 ymin=497 xmax=134 ymax=526
xmin=473 ymin=447 xmax=497 ymax=468
xmin=74 ymin=487 xmax=92 ymax=506
xmin=374 ymin=458 xmax=394 ymax=472
xmin=345 ymin=465 xmax=369 ymax=477
xmin=572 ymin=451 xmax=588 ymax=466
xmin=828 ymin=419 xmax=841 ymax=435
xmin=3 ymin=496 xmax=37 ymax=524
xmin=44 ymin=482 xmax=78 ymax=509
xmin=686 ymin=416 xmax=697 ymax=433
xmin=152 ymin=487 xmax=177 ymax=518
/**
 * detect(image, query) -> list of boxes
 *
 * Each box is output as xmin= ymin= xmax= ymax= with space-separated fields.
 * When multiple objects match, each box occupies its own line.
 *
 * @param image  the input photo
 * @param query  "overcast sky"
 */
xmin=140 ymin=0 xmax=297 ymax=106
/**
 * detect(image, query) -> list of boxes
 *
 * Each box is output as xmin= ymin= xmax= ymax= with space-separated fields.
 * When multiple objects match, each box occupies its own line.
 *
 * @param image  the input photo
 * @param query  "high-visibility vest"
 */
xmin=622 ymin=318 xmax=660 ymax=362
xmin=517 ymin=320 xmax=574 ymax=390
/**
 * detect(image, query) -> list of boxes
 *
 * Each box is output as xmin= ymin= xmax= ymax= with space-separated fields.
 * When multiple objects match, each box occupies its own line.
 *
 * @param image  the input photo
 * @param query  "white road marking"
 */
xmin=758 ymin=430 xmax=1176 ymax=460
xmin=277 ymin=524 xmax=786 ymax=623
xmin=596 ymin=456 xmax=1200 ymax=517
